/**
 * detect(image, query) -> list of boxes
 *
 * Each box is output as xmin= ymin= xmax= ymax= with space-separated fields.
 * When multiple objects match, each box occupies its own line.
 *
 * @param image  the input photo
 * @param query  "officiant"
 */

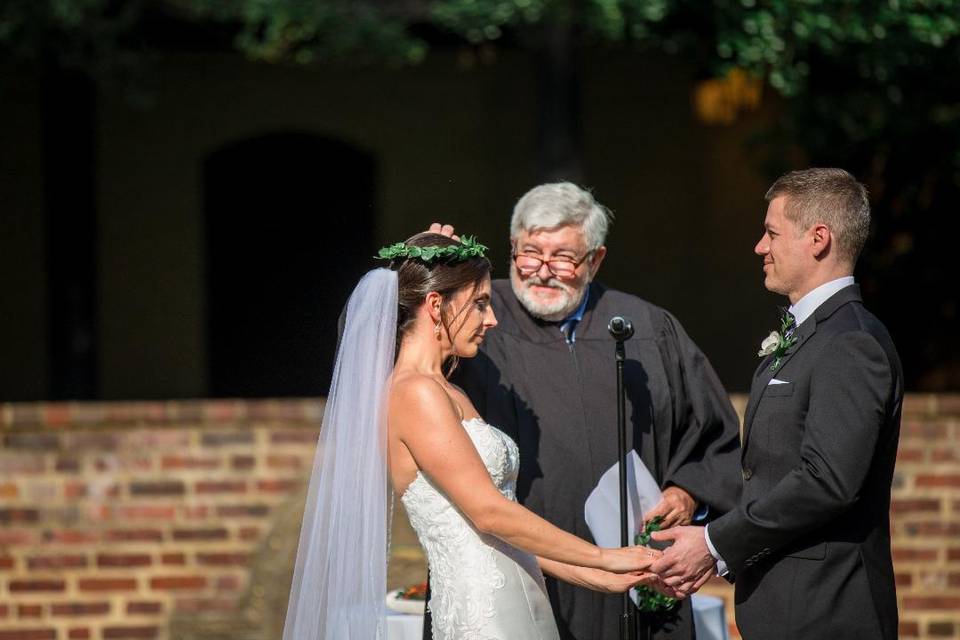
xmin=428 ymin=183 xmax=741 ymax=640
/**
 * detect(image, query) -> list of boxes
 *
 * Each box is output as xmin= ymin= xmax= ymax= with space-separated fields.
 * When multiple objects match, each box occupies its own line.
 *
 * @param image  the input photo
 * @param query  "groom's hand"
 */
xmin=428 ymin=222 xmax=459 ymax=241
xmin=648 ymin=526 xmax=716 ymax=598
xmin=643 ymin=486 xmax=696 ymax=529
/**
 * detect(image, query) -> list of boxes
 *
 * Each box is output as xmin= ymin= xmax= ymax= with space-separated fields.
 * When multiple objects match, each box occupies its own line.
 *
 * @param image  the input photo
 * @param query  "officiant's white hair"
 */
xmin=511 ymin=182 xmax=613 ymax=251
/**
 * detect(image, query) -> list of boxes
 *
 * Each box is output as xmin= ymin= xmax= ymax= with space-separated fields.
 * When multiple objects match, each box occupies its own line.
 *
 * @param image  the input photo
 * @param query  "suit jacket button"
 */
xmin=742 ymin=468 xmax=753 ymax=481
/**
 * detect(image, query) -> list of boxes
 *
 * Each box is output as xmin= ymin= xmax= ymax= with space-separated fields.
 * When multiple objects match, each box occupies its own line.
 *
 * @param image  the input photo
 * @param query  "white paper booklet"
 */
xmin=584 ymin=450 xmax=662 ymax=607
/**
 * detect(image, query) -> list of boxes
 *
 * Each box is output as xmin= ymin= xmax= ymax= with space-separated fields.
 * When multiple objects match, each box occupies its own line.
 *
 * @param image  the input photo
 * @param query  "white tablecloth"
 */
xmin=386 ymin=594 xmax=727 ymax=640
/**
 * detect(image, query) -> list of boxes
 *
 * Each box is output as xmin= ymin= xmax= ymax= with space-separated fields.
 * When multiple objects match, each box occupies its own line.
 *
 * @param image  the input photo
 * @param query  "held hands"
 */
xmin=648 ymin=526 xmax=717 ymax=599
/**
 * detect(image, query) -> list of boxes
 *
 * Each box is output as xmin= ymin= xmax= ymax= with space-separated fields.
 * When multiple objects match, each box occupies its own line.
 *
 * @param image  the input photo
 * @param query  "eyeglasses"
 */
xmin=512 ymin=251 xmax=593 ymax=279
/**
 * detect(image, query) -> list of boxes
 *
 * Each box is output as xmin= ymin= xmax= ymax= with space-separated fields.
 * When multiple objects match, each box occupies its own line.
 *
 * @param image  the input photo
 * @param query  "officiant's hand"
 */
xmin=643 ymin=486 xmax=696 ymax=529
xmin=428 ymin=222 xmax=459 ymax=241
xmin=648 ymin=526 xmax=716 ymax=598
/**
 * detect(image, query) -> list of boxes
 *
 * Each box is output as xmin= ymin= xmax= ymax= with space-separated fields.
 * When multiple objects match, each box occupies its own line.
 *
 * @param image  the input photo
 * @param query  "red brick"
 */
xmin=172 ymin=528 xmax=227 ymax=541
xmin=904 ymin=522 xmax=960 ymax=537
xmin=161 ymin=456 xmax=220 ymax=470
xmin=893 ymin=547 xmax=939 ymax=562
xmin=949 ymin=548 xmax=960 ymax=562
xmin=63 ymin=432 xmax=119 ymax=450
xmin=195 ymin=480 xmax=246 ymax=494
xmin=42 ymin=404 xmax=72 ymax=426
xmin=161 ymin=553 xmax=186 ymax=565
xmin=204 ymin=400 xmax=246 ymax=422
xmin=903 ymin=596 xmax=960 ymax=609
xmin=948 ymin=572 xmax=960 ymax=587
xmin=44 ymin=530 xmax=97 ymax=544
xmin=239 ymin=526 xmax=260 ymax=541
xmin=257 ymin=479 xmax=301 ymax=493
xmin=116 ymin=506 xmax=176 ymax=520
xmin=895 ymin=573 xmax=913 ymax=587
xmin=0 ymin=631 xmax=56 ymax=640
xmin=215 ymin=575 xmax=242 ymax=590
xmin=0 ymin=509 xmax=39 ymax=525
xmin=915 ymin=474 xmax=960 ymax=488
xmin=102 ymin=627 xmax=159 ymax=639
xmin=181 ymin=505 xmax=209 ymax=519
xmin=150 ymin=576 xmax=206 ymax=590
xmin=0 ymin=454 xmax=45 ymax=474
xmin=270 ymin=429 xmax=319 ymax=444
xmin=200 ymin=430 xmax=254 ymax=446
xmin=0 ymin=483 xmax=18 ymax=499
xmin=64 ymin=482 xmax=87 ymax=499
xmin=899 ymin=620 xmax=920 ymax=637
xmin=928 ymin=621 xmax=955 ymax=636
xmin=267 ymin=454 xmax=304 ymax=469
xmin=9 ymin=580 xmax=65 ymax=593
xmin=173 ymin=598 xmax=236 ymax=613
xmin=0 ymin=604 xmax=7 ymax=617
xmin=126 ymin=601 xmax=163 ymax=615
xmin=896 ymin=448 xmax=925 ymax=462
xmin=77 ymin=578 xmax=137 ymax=592
xmin=129 ymin=481 xmax=185 ymax=496
xmin=27 ymin=555 xmax=88 ymax=570
xmin=4 ymin=433 xmax=60 ymax=450
xmin=103 ymin=529 xmax=163 ymax=542
xmin=51 ymin=602 xmax=110 ymax=616
xmin=68 ymin=629 xmax=91 ymax=640
xmin=55 ymin=457 xmax=82 ymax=473
xmin=17 ymin=605 xmax=43 ymax=618
xmin=0 ymin=556 xmax=15 ymax=570
xmin=97 ymin=554 xmax=151 ymax=568
xmin=196 ymin=553 xmax=248 ymax=566
xmin=932 ymin=449 xmax=959 ymax=462
xmin=216 ymin=504 xmax=269 ymax=518
xmin=0 ymin=531 xmax=35 ymax=545
xmin=902 ymin=421 xmax=948 ymax=440
xmin=231 ymin=455 xmax=256 ymax=470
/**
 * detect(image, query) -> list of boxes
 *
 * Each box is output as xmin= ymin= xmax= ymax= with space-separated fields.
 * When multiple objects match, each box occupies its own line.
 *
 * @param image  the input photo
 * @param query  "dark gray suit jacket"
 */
xmin=709 ymin=284 xmax=903 ymax=640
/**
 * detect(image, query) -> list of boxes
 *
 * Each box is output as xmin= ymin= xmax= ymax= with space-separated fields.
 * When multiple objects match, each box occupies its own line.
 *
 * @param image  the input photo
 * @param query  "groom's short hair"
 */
xmin=766 ymin=168 xmax=870 ymax=265
xmin=511 ymin=182 xmax=613 ymax=252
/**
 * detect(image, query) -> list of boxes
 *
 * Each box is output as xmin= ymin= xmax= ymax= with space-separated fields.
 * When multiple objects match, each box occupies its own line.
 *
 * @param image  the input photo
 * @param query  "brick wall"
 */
xmin=1 ymin=394 xmax=958 ymax=640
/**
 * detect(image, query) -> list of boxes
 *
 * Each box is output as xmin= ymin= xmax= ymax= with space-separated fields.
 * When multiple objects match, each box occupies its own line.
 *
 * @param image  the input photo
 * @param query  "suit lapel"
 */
xmin=741 ymin=284 xmax=862 ymax=450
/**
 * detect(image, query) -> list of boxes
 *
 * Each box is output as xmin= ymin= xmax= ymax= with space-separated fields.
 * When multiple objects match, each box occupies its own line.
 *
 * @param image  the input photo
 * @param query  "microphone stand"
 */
xmin=608 ymin=316 xmax=638 ymax=640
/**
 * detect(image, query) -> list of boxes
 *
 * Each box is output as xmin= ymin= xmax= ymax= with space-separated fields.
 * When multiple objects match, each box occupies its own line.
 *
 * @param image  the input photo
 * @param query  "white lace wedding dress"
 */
xmin=401 ymin=418 xmax=561 ymax=640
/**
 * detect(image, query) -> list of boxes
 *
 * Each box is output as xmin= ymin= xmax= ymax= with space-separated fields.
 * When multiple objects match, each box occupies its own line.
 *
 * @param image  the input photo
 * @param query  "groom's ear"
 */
xmin=810 ymin=223 xmax=831 ymax=259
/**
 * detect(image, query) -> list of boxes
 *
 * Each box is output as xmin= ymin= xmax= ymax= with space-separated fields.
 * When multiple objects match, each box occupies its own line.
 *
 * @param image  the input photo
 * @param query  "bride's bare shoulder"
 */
xmin=389 ymin=372 xmax=449 ymax=412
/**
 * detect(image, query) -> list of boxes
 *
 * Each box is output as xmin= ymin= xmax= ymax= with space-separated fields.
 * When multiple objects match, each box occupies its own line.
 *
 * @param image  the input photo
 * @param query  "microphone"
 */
xmin=607 ymin=316 xmax=634 ymax=341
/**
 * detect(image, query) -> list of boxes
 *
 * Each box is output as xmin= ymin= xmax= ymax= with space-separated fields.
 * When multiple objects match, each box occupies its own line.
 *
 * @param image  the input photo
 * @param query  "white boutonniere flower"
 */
xmin=757 ymin=332 xmax=780 ymax=357
xmin=757 ymin=311 xmax=799 ymax=371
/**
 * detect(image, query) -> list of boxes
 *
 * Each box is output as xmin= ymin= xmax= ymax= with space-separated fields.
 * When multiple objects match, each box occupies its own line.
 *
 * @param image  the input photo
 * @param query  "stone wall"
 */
xmin=1 ymin=394 xmax=958 ymax=639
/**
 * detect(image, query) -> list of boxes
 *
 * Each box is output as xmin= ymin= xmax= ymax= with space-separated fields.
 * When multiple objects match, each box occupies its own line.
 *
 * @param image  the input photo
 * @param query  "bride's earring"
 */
xmin=434 ymin=318 xmax=442 ymax=340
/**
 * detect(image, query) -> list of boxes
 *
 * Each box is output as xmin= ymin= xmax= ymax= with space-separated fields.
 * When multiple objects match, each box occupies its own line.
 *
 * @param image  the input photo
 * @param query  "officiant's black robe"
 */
xmin=450 ymin=279 xmax=741 ymax=640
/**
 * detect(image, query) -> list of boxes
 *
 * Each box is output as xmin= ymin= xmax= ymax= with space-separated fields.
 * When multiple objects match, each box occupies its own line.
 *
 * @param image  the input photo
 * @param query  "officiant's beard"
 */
xmin=511 ymin=268 xmax=587 ymax=322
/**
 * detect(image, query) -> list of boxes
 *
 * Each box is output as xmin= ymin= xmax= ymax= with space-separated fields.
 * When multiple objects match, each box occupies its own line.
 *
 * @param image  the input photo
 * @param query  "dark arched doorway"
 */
xmin=204 ymin=133 xmax=375 ymax=397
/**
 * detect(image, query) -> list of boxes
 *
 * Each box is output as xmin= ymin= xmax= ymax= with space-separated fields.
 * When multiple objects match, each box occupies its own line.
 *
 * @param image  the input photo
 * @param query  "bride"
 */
xmin=283 ymin=232 xmax=660 ymax=640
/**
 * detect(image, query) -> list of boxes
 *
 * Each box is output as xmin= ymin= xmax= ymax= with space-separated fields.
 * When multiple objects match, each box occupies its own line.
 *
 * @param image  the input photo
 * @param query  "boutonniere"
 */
xmin=757 ymin=311 xmax=798 ymax=371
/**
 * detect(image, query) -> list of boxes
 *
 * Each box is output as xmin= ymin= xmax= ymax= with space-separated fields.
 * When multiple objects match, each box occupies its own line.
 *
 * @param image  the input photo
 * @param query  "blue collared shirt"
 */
xmin=558 ymin=290 xmax=590 ymax=344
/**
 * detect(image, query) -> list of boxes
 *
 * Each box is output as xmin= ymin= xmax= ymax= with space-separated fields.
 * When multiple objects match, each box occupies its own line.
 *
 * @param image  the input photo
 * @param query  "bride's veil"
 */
xmin=283 ymin=268 xmax=398 ymax=640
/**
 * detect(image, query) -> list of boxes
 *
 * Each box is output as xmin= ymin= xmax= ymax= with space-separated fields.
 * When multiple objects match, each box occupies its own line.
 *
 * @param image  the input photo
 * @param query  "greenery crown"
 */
xmin=376 ymin=235 xmax=488 ymax=263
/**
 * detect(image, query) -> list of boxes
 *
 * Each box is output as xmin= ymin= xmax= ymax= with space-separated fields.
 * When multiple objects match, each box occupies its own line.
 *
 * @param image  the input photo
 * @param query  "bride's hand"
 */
xmin=600 ymin=545 xmax=661 ymax=574
xmin=573 ymin=567 xmax=662 ymax=594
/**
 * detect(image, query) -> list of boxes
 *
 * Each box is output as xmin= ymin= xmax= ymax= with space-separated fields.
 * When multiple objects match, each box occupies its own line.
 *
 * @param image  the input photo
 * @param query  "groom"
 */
xmin=650 ymin=168 xmax=903 ymax=639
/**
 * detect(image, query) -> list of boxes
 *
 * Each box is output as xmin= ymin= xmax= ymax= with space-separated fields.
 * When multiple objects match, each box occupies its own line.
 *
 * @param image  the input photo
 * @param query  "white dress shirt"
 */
xmin=703 ymin=275 xmax=856 ymax=576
